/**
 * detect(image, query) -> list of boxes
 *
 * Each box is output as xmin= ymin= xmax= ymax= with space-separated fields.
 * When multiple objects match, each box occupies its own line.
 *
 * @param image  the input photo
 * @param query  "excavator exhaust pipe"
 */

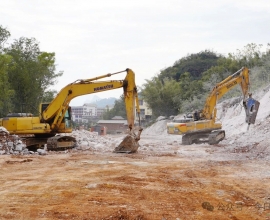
xmin=113 ymin=127 xmax=143 ymax=153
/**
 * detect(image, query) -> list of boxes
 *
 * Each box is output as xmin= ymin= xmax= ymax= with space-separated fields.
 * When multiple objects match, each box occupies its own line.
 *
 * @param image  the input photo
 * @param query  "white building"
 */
xmin=83 ymin=103 xmax=97 ymax=117
xmin=71 ymin=103 xmax=109 ymax=124
xmin=71 ymin=106 xmax=83 ymax=123
xmin=135 ymin=96 xmax=152 ymax=125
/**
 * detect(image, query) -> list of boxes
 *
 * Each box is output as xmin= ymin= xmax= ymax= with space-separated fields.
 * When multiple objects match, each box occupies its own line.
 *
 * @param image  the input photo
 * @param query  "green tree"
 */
xmin=200 ymin=44 xmax=269 ymax=102
xmin=141 ymin=43 xmax=270 ymax=118
xmin=103 ymin=95 xmax=126 ymax=119
xmin=5 ymin=37 xmax=62 ymax=114
xmin=0 ymin=26 xmax=14 ymax=116
xmin=0 ymin=54 xmax=14 ymax=116
xmin=249 ymin=45 xmax=270 ymax=89
xmin=141 ymin=77 xmax=181 ymax=117
xmin=228 ymin=43 xmax=263 ymax=68
xmin=0 ymin=25 xmax=10 ymax=50
xmin=42 ymin=90 xmax=58 ymax=103
xmin=159 ymin=50 xmax=221 ymax=81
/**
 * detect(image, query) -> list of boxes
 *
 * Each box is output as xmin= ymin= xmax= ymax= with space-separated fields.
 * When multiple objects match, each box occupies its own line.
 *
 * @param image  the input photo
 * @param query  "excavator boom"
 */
xmin=202 ymin=67 xmax=250 ymax=120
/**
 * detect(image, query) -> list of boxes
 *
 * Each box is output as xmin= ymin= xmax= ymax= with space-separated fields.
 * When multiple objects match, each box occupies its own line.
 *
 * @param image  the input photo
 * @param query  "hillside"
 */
xmin=1 ymin=88 xmax=270 ymax=219
xmin=1 ymin=32 xmax=270 ymax=218
xmin=91 ymin=97 xmax=116 ymax=108
xmin=143 ymin=83 xmax=270 ymax=158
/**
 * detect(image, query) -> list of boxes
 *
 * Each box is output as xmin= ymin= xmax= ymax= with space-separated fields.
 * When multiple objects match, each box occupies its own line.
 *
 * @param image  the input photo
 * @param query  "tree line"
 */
xmin=106 ymin=44 xmax=270 ymax=121
xmin=1 ymin=25 xmax=269 ymax=122
xmin=0 ymin=25 xmax=61 ymax=117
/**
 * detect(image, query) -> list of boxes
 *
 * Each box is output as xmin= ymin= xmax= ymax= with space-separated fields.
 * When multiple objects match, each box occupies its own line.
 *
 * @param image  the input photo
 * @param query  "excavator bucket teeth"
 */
xmin=113 ymin=135 xmax=140 ymax=153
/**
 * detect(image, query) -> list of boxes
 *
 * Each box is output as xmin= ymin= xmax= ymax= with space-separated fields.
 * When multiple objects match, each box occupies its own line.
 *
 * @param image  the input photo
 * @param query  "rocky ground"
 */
xmin=0 ymin=88 xmax=270 ymax=219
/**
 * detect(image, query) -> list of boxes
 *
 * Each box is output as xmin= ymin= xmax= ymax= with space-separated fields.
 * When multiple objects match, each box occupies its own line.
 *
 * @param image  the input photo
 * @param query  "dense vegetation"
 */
xmin=106 ymin=44 xmax=270 ymax=120
xmin=102 ymin=95 xmax=126 ymax=120
xmin=141 ymin=44 xmax=270 ymax=118
xmin=1 ymin=25 xmax=270 ymax=121
xmin=0 ymin=25 xmax=61 ymax=117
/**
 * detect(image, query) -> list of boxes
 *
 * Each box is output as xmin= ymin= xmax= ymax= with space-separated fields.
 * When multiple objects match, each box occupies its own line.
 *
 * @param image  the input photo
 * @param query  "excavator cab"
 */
xmin=63 ymin=107 xmax=72 ymax=129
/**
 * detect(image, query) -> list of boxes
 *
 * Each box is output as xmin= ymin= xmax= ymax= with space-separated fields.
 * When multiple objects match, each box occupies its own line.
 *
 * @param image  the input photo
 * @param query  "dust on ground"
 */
xmin=1 ymin=87 xmax=270 ymax=220
xmin=0 ymin=133 xmax=270 ymax=220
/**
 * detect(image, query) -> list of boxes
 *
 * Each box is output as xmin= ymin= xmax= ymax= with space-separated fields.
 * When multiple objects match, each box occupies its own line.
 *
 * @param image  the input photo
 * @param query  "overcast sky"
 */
xmin=2 ymin=0 xmax=270 ymax=105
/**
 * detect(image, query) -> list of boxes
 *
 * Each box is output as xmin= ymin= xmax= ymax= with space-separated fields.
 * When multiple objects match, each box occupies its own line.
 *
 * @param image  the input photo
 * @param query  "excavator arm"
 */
xmin=43 ymin=68 xmax=143 ymax=153
xmin=202 ymin=67 xmax=250 ymax=120
xmin=42 ymin=69 xmax=141 ymax=134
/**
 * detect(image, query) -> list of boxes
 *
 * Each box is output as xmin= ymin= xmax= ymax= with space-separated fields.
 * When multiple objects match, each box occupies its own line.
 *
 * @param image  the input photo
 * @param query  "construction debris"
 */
xmin=0 ymin=127 xmax=28 ymax=155
xmin=0 ymin=84 xmax=270 ymax=159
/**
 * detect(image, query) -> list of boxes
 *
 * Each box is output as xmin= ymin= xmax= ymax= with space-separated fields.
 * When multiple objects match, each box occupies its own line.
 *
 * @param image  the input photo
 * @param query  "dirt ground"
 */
xmin=0 ymin=134 xmax=270 ymax=220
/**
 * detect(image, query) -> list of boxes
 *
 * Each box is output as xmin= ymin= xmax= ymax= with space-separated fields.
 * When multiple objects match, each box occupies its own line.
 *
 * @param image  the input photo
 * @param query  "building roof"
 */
xmin=97 ymin=120 xmax=128 ymax=125
xmin=71 ymin=106 xmax=83 ymax=109
xmin=111 ymin=116 xmax=125 ymax=120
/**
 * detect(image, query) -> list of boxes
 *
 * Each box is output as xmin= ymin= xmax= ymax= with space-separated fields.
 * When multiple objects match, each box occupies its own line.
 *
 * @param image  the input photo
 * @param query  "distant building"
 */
xmin=136 ymin=95 xmax=152 ymax=125
xmin=71 ymin=96 xmax=152 ymax=126
xmin=71 ymin=103 xmax=110 ymax=123
xmin=82 ymin=103 xmax=97 ymax=121
xmin=90 ymin=125 xmax=107 ymax=135
xmin=96 ymin=119 xmax=128 ymax=134
xmin=71 ymin=106 xmax=84 ymax=123
xmin=111 ymin=116 xmax=125 ymax=120
xmin=97 ymin=108 xmax=106 ymax=118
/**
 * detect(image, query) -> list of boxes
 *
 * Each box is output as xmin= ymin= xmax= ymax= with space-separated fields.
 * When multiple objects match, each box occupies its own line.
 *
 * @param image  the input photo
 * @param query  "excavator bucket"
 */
xmin=113 ymin=135 xmax=140 ymax=153
xmin=113 ymin=128 xmax=143 ymax=153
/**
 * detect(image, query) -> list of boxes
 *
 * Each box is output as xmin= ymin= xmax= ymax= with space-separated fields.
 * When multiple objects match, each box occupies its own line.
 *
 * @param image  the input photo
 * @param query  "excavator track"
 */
xmin=23 ymin=135 xmax=76 ymax=151
xmin=47 ymin=136 xmax=76 ymax=151
xmin=208 ymin=130 xmax=225 ymax=145
xmin=182 ymin=130 xmax=225 ymax=145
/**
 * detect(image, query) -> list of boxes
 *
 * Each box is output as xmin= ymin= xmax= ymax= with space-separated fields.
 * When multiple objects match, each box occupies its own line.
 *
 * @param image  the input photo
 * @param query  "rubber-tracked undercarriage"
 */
xmin=182 ymin=129 xmax=225 ymax=145
xmin=22 ymin=135 xmax=76 ymax=151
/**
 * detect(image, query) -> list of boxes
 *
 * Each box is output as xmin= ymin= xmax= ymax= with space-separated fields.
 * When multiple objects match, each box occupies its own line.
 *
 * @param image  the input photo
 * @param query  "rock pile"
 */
xmin=69 ymin=129 xmax=123 ymax=152
xmin=0 ymin=127 xmax=28 ymax=155
xmin=0 ymin=126 xmax=126 ymax=155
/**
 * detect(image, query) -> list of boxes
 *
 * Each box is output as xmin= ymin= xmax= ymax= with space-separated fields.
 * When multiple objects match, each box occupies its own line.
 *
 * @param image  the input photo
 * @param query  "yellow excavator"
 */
xmin=167 ymin=67 xmax=260 ymax=145
xmin=0 ymin=68 xmax=143 ymax=153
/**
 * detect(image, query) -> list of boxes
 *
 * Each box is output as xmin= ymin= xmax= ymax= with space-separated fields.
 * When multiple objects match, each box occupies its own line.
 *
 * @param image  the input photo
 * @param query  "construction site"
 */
xmin=0 ymin=82 xmax=269 ymax=220
xmin=1 ymin=1 xmax=270 ymax=218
